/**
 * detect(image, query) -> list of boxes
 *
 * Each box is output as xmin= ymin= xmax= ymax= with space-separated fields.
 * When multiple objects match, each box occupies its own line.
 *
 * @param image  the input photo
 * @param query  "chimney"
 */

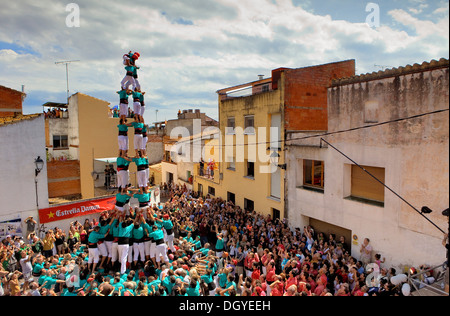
xmin=21 ymin=85 xmax=26 ymax=103
xmin=258 ymin=75 xmax=264 ymax=80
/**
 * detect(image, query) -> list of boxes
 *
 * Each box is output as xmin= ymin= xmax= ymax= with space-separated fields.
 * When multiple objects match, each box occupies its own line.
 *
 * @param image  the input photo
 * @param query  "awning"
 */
xmin=95 ymin=158 xmax=117 ymax=163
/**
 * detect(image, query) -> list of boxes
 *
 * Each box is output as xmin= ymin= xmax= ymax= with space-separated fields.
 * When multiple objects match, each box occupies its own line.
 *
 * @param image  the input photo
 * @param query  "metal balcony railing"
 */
xmin=408 ymin=263 xmax=449 ymax=296
xmin=196 ymin=164 xmax=220 ymax=184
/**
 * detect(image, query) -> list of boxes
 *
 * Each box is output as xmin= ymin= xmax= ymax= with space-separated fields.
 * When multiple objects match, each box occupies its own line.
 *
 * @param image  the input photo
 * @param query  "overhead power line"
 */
xmin=321 ymin=138 xmax=446 ymax=235
xmin=172 ymin=108 xmax=449 ymax=148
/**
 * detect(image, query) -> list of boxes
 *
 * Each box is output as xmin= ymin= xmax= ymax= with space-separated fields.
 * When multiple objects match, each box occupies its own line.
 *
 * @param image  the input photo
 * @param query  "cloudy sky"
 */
xmin=0 ymin=0 xmax=448 ymax=123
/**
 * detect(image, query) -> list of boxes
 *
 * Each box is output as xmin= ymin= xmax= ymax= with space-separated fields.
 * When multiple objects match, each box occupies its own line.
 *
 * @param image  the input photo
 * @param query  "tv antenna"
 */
xmin=374 ymin=64 xmax=392 ymax=71
xmin=55 ymin=60 xmax=80 ymax=103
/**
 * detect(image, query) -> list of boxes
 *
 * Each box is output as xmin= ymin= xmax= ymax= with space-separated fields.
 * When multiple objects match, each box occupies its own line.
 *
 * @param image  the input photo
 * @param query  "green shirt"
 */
xmin=150 ymin=229 xmax=164 ymax=242
xmin=132 ymin=91 xmax=142 ymax=101
xmin=116 ymin=157 xmax=131 ymax=168
xmin=134 ymin=193 xmax=150 ymax=203
xmin=132 ymin=224 xmax=145 ymax=240
xmin=118 ymin=90 xmax=129 ymax=100
xmin=118 ymin=223 xmax=134 ymax=238
xmin=132 ymin=157 xmax=147 ymax=167
xmin=88 ymin=231 xmax=105 ymax=244
xmin=117 ymin=124 xmax=128 ymax=132
xmin=33 ymin=262 xmax=44 ymax=274
xmin=116 ymin=193 xmax=131 ymax=204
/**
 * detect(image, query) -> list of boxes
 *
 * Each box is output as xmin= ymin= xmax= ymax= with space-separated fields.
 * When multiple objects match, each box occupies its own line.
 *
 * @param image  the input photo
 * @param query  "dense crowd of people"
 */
xmin=1 ymin=183 xmax=423 ymax=297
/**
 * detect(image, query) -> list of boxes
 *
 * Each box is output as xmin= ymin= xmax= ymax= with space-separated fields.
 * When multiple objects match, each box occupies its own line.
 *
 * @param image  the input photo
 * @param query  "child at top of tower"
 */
xmin=130 ymin=52 xmax=141 ymax=91
xmin=121 ymin=51 xmax=140 ymax=91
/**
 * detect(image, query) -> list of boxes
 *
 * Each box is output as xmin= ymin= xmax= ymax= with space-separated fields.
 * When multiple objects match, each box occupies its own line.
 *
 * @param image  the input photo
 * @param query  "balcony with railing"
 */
xmin=219 ymin=80 xmax=273 ymax=101
xmin=195 ymin=163 xmax=220 ymax=184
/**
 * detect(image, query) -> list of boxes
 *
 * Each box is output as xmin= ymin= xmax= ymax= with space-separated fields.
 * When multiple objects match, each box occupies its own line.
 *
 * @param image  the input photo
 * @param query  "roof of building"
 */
xmin=331 ymin=58 xmax=449 ymax=87
xmin=42 ymin=102 xmax=68 ymax=109
xmin=0 ymin=84 xmax=26 ymax=95
xmin=0 ymin=114 xmax=42 ymax=127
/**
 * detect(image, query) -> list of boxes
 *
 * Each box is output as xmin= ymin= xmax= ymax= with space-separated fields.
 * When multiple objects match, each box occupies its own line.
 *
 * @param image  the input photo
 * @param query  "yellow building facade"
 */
xmin=193 ymin=77 xmax=286 ymax=220
xmin=68 ymin=93 xmax=138 ymax=199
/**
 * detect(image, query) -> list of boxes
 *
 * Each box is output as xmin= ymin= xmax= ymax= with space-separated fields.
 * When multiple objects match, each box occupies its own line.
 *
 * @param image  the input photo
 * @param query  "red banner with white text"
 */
xmin=39 ymin=197 xmax=116 ymax=224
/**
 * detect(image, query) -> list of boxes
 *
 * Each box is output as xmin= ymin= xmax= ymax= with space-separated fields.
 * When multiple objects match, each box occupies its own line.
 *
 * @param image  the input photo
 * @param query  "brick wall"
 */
xmin=47 ymin=160 xmax=81 ymax=198
xmin=0 ymin=86 xmax=23 ymax=118
xmin=284 ymin=60 xmax=355 ymax=131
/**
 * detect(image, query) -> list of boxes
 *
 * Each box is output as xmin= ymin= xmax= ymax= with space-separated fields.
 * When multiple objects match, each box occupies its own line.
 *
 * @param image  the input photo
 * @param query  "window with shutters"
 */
xmin=348 ymin=165 xmax=385 ymax=207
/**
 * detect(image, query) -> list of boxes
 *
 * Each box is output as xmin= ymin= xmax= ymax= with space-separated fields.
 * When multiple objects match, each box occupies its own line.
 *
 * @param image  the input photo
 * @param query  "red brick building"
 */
xmin=0 ymin=85 xmax=25 ymax=118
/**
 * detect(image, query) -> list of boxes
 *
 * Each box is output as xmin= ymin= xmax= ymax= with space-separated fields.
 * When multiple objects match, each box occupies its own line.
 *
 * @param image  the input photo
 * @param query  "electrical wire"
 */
xmin=169 ymin=108 xmax=449 ymax=148
xmin=321 ymin=138 xmax=446 ymax=234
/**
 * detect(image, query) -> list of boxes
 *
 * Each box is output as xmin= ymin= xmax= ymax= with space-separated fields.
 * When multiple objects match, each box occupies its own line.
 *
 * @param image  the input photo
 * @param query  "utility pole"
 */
xmin=55 ymin=60 xmax=80 ymax=103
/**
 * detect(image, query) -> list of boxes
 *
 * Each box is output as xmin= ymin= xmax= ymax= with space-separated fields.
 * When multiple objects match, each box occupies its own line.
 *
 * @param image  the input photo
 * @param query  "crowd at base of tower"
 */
xmin=2 ymin=184 xmax=446 ymax=297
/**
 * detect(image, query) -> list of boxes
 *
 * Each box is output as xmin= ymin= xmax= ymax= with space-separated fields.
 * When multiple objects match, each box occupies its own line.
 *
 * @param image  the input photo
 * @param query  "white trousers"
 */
xmin=105 ymin=241 xmax=113 ymax=259
xmin=133 ymin=242 xmax=145 ymax=262
xmin=118 ymin=135 xmax=128 ymax=151
xmin=144 ymin=241 xmax=151 ymax=257
xmin=128 ymin=244 xmax=133 ymax=263
xmin=121 ymin=75 xmax=135 ymax=90
xmin=117 ymin=244 xmax=129 ymax=274
xmin=141 ymin=137 xmax=148 ymax=151
xmin=166 ymin=234 xmax=176 ymax=252
xmin=88 ymin=248 xmax=99 ymax=264
xmin=134 ymin=78 xmax=141 ymax=90
xmin=137 ymin=170 xmax=147 ymax=188
xmin=119 ymin=103 xmax=128 ymax=117
xmin=134 ymin=135 xmax=143 ymax=153
xmin=117 ymin=170 xmax=129 ymax=189
xmin=150 ymin=242 xmax=157 ymax=258
xmin=133 ymin=102 xmax=141 ymax=116
xmin=111 ymin=242 xmax=119 ymax=261
xmin=156 ymin=243 xmax=168 ymax=263
xmin=98 ymin=243 xmax=108 ymax=257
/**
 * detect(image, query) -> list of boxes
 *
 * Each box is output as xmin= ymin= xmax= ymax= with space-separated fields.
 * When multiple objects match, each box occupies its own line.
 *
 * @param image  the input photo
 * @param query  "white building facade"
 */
xmin=286 ymin=59 xmax=449 ymax=269
xmin=0 ymin=114 xmax=49 ymax=236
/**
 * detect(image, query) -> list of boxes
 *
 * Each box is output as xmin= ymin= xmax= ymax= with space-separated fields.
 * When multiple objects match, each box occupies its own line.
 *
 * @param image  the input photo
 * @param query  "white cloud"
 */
xmin=0 ymin=0 xmax=448 ymax=121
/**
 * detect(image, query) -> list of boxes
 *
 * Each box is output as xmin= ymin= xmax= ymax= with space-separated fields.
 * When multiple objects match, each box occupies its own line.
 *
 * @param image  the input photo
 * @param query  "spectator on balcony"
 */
xmin=199 ymin=159 xmax=205 ymax=177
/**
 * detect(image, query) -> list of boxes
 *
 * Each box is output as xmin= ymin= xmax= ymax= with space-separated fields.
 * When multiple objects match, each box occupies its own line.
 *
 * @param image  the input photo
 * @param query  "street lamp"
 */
xmin=35 ymin=156 xmax=44 ymax=176
xmin=270 ymin=150 xmax=286 ymax=170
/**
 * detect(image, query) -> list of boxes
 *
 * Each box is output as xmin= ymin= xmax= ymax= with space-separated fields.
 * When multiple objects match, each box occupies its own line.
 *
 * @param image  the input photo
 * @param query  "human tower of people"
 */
xmin=84 ymin=52 xmax=176 ymax=277
xmin=1 ymin=53 xmax=420 ymax=297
